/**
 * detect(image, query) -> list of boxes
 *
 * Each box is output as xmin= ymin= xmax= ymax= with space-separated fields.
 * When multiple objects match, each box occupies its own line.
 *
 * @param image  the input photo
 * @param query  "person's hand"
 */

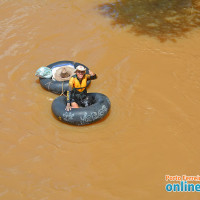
xmin=65 ymin=103 xmax=71 ymax=111
xmin=89 ymin=70 xmax=95 ymax=76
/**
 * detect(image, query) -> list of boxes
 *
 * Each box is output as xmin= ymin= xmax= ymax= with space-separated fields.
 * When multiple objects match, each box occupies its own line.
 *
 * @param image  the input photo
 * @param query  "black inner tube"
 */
xmin=52 ymin=93 xmax=111 ymax=126
xmin=39 ymin=61 xmax=91 ymax=94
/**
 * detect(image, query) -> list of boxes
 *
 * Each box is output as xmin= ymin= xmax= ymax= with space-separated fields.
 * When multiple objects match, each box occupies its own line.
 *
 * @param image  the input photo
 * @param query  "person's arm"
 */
xmin=87 ymin=70 xmax=97 ymax=80
xmin=65 ymin=78 xmax=73 ymax=111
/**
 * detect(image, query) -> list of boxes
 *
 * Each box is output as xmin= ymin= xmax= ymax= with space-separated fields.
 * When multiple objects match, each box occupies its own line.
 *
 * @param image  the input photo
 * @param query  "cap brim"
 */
xmin=74 ymin=69 xmax=86 ymax=72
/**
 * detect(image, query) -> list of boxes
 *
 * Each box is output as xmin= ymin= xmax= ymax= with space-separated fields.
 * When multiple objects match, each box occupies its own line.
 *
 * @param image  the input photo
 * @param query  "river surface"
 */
xmin=1 ymin=0 xmax=200 ymax=199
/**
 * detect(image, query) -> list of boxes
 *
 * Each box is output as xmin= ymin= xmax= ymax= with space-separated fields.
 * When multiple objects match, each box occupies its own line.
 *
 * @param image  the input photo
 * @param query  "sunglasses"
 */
xmin=76 ymin=71 xmax=85 ymax=74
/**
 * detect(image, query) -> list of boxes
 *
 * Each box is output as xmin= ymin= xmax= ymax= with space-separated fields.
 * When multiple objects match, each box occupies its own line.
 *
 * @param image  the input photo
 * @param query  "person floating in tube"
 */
xmin=66 ymin=65 xmax=97 ymax=111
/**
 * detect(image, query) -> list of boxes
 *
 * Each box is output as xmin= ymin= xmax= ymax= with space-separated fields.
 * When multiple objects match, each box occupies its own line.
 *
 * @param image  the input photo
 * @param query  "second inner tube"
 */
xmin=52 ymin=93 xmax=111 ymax=126
xmin=39 ymin=61 xmax=91 ymax=94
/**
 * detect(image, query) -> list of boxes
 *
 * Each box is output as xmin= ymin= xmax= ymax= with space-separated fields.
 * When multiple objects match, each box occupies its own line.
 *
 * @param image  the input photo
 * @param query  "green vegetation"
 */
xmin=98 ymin=0 xmax=200 ymax=41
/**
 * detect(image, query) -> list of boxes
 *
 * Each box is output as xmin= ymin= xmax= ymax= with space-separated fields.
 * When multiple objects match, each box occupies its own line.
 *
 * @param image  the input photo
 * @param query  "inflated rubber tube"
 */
xmin=52 ymin=93 xmax=111 ymax=125
xmin=39 ymin=61 xmax=91 ymax=94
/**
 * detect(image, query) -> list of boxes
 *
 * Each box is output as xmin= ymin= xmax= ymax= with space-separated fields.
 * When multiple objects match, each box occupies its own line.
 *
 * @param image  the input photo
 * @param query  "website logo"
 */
xmin=165 ymin=175 xmax=200 ymax=192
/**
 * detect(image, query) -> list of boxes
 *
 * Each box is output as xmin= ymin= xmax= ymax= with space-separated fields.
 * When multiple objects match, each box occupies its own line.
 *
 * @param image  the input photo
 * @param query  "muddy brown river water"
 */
xmin=1 ymin=0 xmax=200 ymax=199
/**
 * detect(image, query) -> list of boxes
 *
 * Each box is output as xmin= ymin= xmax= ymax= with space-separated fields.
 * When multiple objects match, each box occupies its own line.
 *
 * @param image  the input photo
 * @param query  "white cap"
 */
xmin=74 ymin=65 xmax=86 ymax=72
